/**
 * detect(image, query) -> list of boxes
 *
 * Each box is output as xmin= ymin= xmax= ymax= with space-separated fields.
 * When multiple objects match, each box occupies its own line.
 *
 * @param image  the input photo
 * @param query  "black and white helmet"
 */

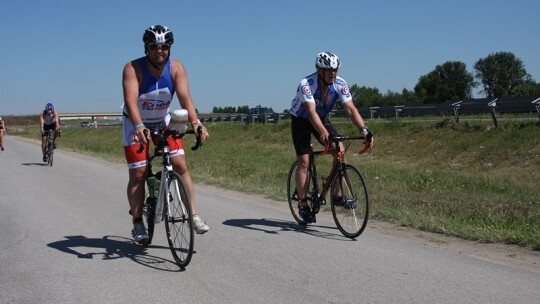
xmin=315 ymin=52 xmax=341 ymax=69
xmin=143 ymin=25 xmax=174 ymax=45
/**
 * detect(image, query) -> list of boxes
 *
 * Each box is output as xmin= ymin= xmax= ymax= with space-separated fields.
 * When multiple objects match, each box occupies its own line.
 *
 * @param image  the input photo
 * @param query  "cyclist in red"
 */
xmin=40 ymin=103 xmax=61 ymax=162
xmin=289 ymin=52 xmax=374 ymax=223
xmin=122 ymin=25 xmax=210 ymax=243
xmin=0 ymin=117 xmax=5 ymax=151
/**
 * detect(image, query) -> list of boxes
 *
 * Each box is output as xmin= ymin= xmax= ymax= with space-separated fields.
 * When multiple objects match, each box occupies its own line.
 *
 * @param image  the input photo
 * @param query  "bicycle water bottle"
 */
xmin=154 ymin=171 xmax=162 ymax=197
xmin=147 ymin=175 xmax=156 ymax=199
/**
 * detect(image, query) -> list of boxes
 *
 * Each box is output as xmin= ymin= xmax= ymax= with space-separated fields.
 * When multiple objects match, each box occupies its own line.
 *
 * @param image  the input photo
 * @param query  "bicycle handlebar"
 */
xmin=136 ymin=126 xmax=203 ymax=154
xmin=321 ymin=131 xmax=374 ymax=156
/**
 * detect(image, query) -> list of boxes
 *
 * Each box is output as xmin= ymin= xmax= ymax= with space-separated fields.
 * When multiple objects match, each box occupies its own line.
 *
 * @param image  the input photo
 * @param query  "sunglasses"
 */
xmin=148 ymin=43 xmax=171 ymax=51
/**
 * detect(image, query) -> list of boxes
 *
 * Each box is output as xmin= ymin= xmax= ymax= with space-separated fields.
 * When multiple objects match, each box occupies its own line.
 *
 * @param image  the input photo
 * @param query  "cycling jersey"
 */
xmin=42 ymin=111 xmax=56 ymax=125
xmin=289 ymin=72 xmax=352 ymax=119
xmin=130 ymin=56 xmax=174 ymax=124
xmin=0 ymin=121 xmax=4 ymax=129
xmin=122 ymin=57 xmax=183 ymax=169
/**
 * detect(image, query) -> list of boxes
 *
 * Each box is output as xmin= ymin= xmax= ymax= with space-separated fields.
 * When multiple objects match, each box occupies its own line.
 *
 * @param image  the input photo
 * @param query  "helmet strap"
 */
xmin=318 ymin=69 xmax=333 ymax=86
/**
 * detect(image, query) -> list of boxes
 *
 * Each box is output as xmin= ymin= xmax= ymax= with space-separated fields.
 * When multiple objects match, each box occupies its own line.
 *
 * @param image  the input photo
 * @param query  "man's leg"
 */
xmin=172 ymin=155 xmax=209 ymax=234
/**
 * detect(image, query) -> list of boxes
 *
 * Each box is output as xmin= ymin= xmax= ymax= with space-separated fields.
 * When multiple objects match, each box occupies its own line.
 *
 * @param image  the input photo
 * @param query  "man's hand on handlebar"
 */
xmin=134 ymin=127 xmax=149 ymax=145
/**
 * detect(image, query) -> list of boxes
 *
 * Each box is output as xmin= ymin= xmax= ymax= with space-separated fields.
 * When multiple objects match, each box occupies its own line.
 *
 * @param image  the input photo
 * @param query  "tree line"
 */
xmin=349 ymin=51 xmax=540 ymax=109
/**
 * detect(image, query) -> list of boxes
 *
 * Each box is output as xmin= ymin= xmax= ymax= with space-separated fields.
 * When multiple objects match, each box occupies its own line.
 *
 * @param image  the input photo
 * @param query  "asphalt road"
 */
xmin=1 ymin=135 xmax=539 ymax=304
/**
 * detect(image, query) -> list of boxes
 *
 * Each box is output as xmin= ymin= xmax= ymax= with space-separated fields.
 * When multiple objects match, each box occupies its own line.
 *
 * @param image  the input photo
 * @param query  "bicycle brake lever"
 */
xmin=358 ymin=131 xmax=373 ymax=155
xmin=191 ymin=125 xmax=203 ymax=151
xmin=136 ymin=129 xmax=150 ymax=154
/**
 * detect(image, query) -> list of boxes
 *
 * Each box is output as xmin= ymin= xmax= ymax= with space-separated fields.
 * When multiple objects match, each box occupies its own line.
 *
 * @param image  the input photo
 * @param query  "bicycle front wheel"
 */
xmin=330 ymin=164 xmax=369 ymax=239
xmin=163 ymin=171 xmax=194 ymax=268
xmin=47 ymin=134 xmax=54 ymax=167
xmin=143 ymin=197 xmax=156 ymax=245
xmin=47 ymin=148 xmax=53 ymax=167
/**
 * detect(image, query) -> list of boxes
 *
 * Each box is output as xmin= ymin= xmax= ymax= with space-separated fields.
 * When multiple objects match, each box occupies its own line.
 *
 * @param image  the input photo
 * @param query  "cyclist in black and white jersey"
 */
xmin=290 ymin=52 xmax=374 ymax=223
xmin=40 ymin=103 xmax=61 ymax=162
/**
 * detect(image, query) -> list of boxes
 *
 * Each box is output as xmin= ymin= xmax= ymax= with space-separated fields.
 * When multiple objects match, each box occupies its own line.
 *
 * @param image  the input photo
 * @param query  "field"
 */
xmin=10 ymin=117 xmax=540 ymax=249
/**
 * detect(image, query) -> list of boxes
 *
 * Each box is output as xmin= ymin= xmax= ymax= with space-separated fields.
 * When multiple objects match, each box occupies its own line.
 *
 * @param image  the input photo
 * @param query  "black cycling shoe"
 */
xmin=299 ymin=206 xmax=316 ymax=223
xmin=43 ymin=155 xmax=47 ymax=162
xmin=334 ymin=196 xmax=357 ymax=210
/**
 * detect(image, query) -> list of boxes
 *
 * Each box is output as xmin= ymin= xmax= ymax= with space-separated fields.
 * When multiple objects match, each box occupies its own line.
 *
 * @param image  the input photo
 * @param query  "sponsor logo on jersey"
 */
xmin=342 ymin=84 xmax=350 ymax=95
xmin=142 ymin=101 xmax=154 ymax=111
xmin=155 ymin=101 xmax=171 ymax=110
xmin=302 ymin=85 xmax=312 ymax=96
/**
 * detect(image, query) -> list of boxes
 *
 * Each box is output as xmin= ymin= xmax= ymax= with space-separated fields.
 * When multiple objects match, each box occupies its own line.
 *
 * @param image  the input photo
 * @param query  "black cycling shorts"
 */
xmin=43 ymin=123 xmax=55 ymax=131
xmin=291 ymin=115 xmax=337 ymax=156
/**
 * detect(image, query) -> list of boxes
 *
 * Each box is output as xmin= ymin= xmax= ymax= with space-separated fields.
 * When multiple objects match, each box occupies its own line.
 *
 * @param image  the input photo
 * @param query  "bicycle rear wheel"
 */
xmin=330 ymin=164 xmax=369 ymax=239
xmin=163 ymin=171 xmax=194 ymax=268
xmin=287 ymin=161 xmax=314 ymax=225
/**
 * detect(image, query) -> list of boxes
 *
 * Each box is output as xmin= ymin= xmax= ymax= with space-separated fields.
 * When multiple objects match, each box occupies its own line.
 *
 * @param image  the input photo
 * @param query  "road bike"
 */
xmin=287 ymin=132 xmax=373 ymax=239
xmin=138 ymin=126 xmax=203 ymax=268
xmin=43 ymin=130 xmax=55 ymax=167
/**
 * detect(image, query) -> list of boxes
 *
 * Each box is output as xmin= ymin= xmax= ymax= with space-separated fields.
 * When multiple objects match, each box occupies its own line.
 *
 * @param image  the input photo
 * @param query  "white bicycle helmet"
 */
xmin=316 ymin=52 xmax=341 ymax=69
xmin=143 ymin=25 xmax=174 ymax=45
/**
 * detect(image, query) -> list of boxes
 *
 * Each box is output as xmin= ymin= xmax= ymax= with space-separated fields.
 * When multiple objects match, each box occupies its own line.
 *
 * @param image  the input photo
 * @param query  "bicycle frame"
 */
xmin=153 ymin=141 xmax=178 ymax=224
xmin=146 ymin=128 xmax=202 ymax=224
xmin=43 ymin=129 xmax=55 ymax=166
xmin=310 ymin=134 xmax=366 ymax=205
xmin=45 ymin=130 xmax=54 ymax=151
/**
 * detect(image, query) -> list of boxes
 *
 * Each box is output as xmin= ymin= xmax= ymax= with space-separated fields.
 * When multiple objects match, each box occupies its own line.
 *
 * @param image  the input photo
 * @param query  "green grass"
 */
xmin=13 ymin=117 xmax=540 ymax=249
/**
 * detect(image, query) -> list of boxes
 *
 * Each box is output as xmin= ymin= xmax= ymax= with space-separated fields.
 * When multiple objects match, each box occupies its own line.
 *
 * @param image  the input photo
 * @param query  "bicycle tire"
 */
xmin=163 ymin=171 xmax=194 ymax=268
xmin=330 ymin=164 xmax=369 ymax=239
xmin=47 ymin=151 xmax=53 ymax=166
xmin=287 ymin=161 xmax=317 ymax=225
xmin=47 ymin=135 xmax=54 ymax=167
xmin=143 ymin=197 xmax=156 ymax=245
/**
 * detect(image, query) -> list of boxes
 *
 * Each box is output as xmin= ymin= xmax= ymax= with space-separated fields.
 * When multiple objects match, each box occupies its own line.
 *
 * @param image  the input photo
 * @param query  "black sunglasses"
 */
xmin=148 ymin=43 xmax=171 ymax=51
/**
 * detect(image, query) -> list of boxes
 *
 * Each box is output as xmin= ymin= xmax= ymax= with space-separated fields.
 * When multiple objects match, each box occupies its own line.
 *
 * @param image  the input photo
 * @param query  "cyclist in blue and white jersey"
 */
xmin=290 ymin=52 xmax=374 ymax=223
xmin=40 ymin=103 xmax=61 ymax=162
xmin=122 ymin=25 xmax=210 ymax=243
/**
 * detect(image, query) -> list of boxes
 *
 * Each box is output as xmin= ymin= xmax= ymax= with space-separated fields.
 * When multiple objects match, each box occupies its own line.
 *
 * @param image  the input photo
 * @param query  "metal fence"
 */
xmin=201 ymin=96 xmax=539 ymax=126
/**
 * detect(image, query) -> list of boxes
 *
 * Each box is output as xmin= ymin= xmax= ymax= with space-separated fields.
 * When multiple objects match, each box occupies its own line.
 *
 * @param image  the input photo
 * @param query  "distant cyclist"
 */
xmin=122 ymin=25 xmax=210 ymax=243
xmin=289 ymin=52 xmax=374 ymax=223
xmin=0 ymin=117 xmax=5 ymax=151
xmin=40 ymin=103 xmax=61 ymax=162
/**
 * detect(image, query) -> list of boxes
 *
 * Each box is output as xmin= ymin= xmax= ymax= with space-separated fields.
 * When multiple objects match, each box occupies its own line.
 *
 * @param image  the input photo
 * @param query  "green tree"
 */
xmin=473 ymin=51 xmax=534 ymax=97
xmin=535 ymin=82 xmax=540 ymax=95
xmin=349 ymin=84 xmax=384 ymax=108
xmin=414 ymin=61 xmax=475 ymax=103
xmin=237 ymin=105 xmax=250 ymax=113
xmin=380 ymin=89 xmax=420 ymax=106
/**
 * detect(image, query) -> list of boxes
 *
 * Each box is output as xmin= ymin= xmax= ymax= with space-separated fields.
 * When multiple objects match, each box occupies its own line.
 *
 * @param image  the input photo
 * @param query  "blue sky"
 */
xmin=1 ymin=0 xmax=539 ymax=115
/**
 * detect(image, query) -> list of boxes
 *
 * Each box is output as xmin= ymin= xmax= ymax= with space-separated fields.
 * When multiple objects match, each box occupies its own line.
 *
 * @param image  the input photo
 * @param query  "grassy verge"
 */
xmin=12 ymin=117 xmax=540 ymax=249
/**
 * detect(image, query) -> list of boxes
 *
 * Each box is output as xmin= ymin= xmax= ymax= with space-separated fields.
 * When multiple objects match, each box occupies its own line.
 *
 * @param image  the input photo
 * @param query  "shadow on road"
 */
xmin=47 ymin=235 xmax=185 ymax=272
xmin=222 ymin=218 xmax=351 ymax=241
xmin=21 ymin=162 xmax=49 ymax=166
